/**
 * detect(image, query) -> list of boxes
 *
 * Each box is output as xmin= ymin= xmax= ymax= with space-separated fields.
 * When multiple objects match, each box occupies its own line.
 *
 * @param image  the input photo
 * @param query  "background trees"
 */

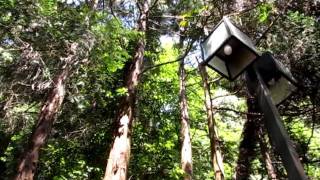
xmin=0 ymin=0 xmax=319 ymax=179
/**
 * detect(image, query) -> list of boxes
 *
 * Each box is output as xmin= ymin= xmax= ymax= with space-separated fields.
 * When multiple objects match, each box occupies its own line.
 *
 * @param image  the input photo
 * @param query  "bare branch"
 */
xmin=141 ymin=39 xmax=196 ymax=74
xmin=210 ymin=87 xmax=243 ymax=101
xmin=149 ymin=0 xmax=159 ymax=11
xmin=109 ymin=0 xmax=121 ymax=24
xmin=226 ymin=2 xmax=261 ymax=17
xmin=255 ymin=0 xmax=294 ymax=45
xmin=136 ymin=1 xmax=142 ymax=13
xmin=215 ymin=107 xmax=262 ymax=116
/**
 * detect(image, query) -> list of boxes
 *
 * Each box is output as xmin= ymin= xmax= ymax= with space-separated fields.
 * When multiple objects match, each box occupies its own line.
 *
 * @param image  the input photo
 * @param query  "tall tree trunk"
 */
xmin=15 ymin=34 xmax=95 ymax=180
xmin=0 ymin=133 xmax=12 ymax=175
xmin=0 ymin=133 xmax=11 ymax=157
xmin=257 ymin=125 xmax=277 ymax=179
xmin=234 ymin=97 xmax=259 ymax=180
xmin=103 ymin=1 xmax=148 ymax=180
xmin=198 ymin=64 xmax=224 ymax=180
xmin=15 ymin=67 xmax=69 ymax=180
xmin=179 ymin=58 xmax=193 ymax=180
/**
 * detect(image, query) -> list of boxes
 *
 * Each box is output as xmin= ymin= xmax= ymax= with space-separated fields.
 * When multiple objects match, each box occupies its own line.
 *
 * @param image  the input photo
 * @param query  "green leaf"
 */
xmin=179 ymin=20 xmax=188 ymax=27
xmin=116 ymin=87 xmax=128 ymax=96
xmin=258 ymin=3 xmax=273 ymax=23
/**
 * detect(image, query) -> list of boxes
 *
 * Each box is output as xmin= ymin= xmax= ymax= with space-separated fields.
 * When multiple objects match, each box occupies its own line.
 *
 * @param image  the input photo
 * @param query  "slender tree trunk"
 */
xmin=15 ymin=33 xmax=95 ymax=179
xmin=103 ymin=1 xmax=148 ymax=180
xmin=179 ymin=58 xmax=193 ymax=180
xmin=234 ymin=97 xmax=259 ymax=180
xmin=0 ymin=134 xmax=11 ymax=157
xmin=0 ymin=133 xmax=12 ymax=175
xmin=198 ymin=64 xmax=224 ymax=180
xmin=257 ymin=125 xmax=277 ymax=179
xmin=15 ymin=67 xmax=69 ymax=180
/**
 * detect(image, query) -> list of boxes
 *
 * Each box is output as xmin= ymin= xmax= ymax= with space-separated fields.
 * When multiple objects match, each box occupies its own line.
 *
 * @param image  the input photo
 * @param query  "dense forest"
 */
xmin=0 ymin=0 xmax=319 ymax=179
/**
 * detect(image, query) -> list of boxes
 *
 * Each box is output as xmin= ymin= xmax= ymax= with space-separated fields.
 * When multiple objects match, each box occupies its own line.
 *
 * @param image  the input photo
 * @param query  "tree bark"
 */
xmin=15 ymin=33 xmax=95 ymax=180
xmin=103 ymin=1 xmax=149 ymax=180
xmin=179 ymin=58 xmax=193 ymax=180
xmin=0 ymin=133 xmax=12 ymax=175
xmin=234 ymin=97 xmax=259 ymax=180
xmin=198 ymin=64 xmax=224 ymax=180
xmin=15 ymin=67 xmax=68 ymax=180
xmin=257 ymin=125 xmax=278 ymax=179
xmin=0 ymin=134 xmax=11 ymax=157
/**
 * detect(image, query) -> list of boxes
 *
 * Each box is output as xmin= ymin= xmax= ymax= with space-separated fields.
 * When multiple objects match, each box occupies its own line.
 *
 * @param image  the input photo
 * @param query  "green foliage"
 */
xmin=91 ymin=18 xmax=134 ymax=73
xmin=0 ymin=48 xmax=14 ymax=64
xmin=257 ymin=3 xmax=273 ymax=23
xmin=286 ymin=116 xmax=320 ymax=178
xmin=38 ymin=0 xmax=57 ymax=15
xmin=38 ymin=140 xmax=103 ymax=179
xmin=129 ymin=43 xmax=180 ymax=179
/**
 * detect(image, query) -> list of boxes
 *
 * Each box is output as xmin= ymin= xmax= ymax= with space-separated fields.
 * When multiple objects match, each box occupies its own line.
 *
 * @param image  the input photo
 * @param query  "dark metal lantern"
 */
xmin=200 ymin=17 xmax=259 ymax=80
xmin=200 ymin=16 xmax=307 ymax=178
xmin=254 ymin=52 xmax=297 ymax=105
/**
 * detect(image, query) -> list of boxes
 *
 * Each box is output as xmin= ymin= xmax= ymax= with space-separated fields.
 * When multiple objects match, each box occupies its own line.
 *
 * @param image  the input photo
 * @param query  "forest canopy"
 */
xmin=0 ymin=0 xmax=319 ymax=179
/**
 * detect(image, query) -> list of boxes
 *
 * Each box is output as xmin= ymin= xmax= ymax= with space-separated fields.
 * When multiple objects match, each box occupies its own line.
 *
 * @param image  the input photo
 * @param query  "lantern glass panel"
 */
xmin=202 ymin=21 xmax=229 ymax=61
xmin=207 ymin=56 xmax=228 ymax=77
xmin=275 ymin=59 xmax=296 ymax=83
xmin=215 ymin=37 xmax=258 ymax=79
xmin=268 ymin=76 xmax=297 ymax=105
xmin=255 ymin=52 xmax=297 ymax=105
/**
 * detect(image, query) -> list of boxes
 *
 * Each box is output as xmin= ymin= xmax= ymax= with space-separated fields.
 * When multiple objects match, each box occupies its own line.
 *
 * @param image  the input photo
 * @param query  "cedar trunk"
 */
xmin=15 ymin=35 xmax=94 ymax=180
xmin=198 ymin=65 xmax=224 ymax=180
xmin=0 ymin=133 xmax=12 ymax=176
xmin=234 ymin=97 xmax=259 ymax=179
xmin=103 ymin=1 xmax=148 ymax=180
xmin=258 ymin=125 xmax=277 ymax=179
xmin=179 ymin=59 xmax=193 ymax=180
xmin=15 ymin=68 xmax=69 ymax=180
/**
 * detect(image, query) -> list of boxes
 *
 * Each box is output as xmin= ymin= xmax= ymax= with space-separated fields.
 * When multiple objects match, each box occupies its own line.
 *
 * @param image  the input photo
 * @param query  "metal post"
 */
xmin=252 ymin=67 xmax=307 ymax=180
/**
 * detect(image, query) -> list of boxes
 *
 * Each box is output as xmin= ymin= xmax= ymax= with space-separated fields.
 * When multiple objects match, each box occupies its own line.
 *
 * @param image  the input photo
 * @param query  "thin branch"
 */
xmin=186 ymin=81 xmax=201 ymax=88
xmin=141 ymin=39 xmax=196 ymax=74
xmin=215 ymin=107 xmax=262 ymax=116
xmin=255 ymin=0 xmax=293 ymax=45
xmin=211 ymin=87 xmax=243 ymax=101
xmin=136 ymin=1 xmax=142 ymax=13
xmin=306 ymin=99 xmax=317 ymax=151
xmin=281 ymin=108 xmax=316 ymax=117
xmin=149 ymin=15 xmax=185 ymax=19
xmin=209 ymin=77 xmax=223 ymax=87
xmin=142 ymin=59 xmax=180 ymax=74
xmin=149 ymin=0 xmax=159 ymax=11
xmin=109 ymin=0 xmax=121 ymax=24
xmin=226 ymin=2 xmax=261 ymax=17
xmin=305 ymin=159 xmax=320 ymax=164
xmin=149 ymin=2 xmax=259 ymax=20
xmin=195 ymin=57 xmax=223 ymax=85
